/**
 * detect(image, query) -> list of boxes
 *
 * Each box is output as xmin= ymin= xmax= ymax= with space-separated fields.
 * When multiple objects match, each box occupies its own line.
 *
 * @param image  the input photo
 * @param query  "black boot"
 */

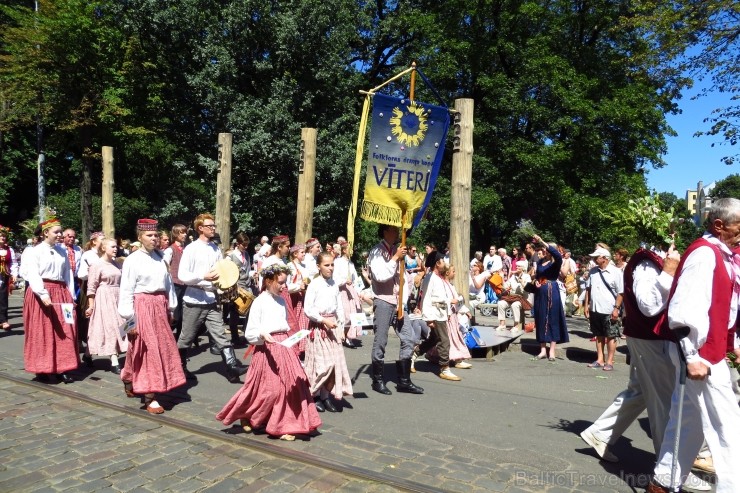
xmin=221 ymin=347 xmax=248 ymax=383
xmin=179 ymin=348 xmax=197 ymax=381
xmin=231 ymin=332 xmax=248 ymax=349
xmin=396 ymin=360 xmax=424 ymax=394
xmin=370 ymin=360 xmax=392 ymax=395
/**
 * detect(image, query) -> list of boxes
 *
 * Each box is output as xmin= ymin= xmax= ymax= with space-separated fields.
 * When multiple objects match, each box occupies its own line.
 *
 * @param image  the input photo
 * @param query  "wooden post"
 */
xmin=449 ymin=99 xmax=474 ymax=307
xmin=101 ymin=146 xmax=115 ymax=240
xmin=216 ymin=133 xmax=233 ymax=254
xmin=295 ymin=128 xmax=317 ymax=245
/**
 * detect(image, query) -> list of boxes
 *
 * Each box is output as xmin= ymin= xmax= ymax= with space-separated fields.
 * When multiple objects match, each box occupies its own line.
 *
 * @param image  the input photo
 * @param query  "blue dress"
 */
xmin=533 ymin=246 xmax=569 ymax=343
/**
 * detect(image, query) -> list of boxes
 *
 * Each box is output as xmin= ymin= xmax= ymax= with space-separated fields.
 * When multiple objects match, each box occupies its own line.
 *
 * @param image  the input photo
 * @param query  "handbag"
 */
xmin=564 ymin=273 xmax=578 ymax=294
xmin=464 ymin=327 xmax=485 ymax=349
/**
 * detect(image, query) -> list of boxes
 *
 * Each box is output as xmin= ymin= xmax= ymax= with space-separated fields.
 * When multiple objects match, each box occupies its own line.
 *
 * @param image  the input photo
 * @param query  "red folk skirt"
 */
xmin=216 ymin=332 xmax=321 ymax=437
xmin=120 ymin=292 xmax=185 ymax=394
xmin=23 ymin=280 xmax=79 ymax=374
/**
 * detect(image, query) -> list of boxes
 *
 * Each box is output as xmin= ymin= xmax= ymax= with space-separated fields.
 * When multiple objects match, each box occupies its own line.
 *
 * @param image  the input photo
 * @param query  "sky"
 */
xmin=645 ymin=84 xmax=737 ymax=199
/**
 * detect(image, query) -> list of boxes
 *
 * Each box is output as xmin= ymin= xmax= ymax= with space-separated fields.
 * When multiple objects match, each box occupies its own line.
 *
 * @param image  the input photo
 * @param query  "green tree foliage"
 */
xmin=711 ymin=174 xmax=740 ymax=199
xmin=0 ymin=0 xmax=714 ymax=257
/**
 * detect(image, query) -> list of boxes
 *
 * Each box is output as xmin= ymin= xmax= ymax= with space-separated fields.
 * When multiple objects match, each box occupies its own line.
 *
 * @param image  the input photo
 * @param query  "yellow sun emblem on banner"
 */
xmin=389 ymin=102 xmax=429 ymax=147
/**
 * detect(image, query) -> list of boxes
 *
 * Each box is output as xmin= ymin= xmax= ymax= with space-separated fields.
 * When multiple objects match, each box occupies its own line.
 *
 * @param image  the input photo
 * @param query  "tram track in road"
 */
xmin=0 ymin=371 xmax=445 ymax=493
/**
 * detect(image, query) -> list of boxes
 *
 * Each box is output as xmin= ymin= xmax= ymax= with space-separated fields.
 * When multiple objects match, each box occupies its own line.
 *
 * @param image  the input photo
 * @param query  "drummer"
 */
xmin=176 ymin=213 xmax=248 ymax=383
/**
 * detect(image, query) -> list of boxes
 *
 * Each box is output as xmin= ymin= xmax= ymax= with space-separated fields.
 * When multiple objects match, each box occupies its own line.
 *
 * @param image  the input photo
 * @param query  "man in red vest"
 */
xmin=648 ymin=197 xmax=740 ymax=493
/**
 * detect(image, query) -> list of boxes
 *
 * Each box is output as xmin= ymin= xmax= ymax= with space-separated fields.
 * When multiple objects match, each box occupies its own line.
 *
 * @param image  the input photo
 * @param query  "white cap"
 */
xmin=589 ymin=247 xmax=611 ymax=258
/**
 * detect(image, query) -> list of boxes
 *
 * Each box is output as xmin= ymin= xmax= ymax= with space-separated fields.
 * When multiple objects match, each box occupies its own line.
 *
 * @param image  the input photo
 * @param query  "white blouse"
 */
xmin=118 ymin=249 xmax=177 ymax=319
xmin=25 ymin=242 xmax=74 ymax=299
xmin=304 ymin=276 xmax=345 ymax=326
xmin=245 ymin=291 xmax=291 ymax=345
xmin=333 ymin=256 xmax=358 ymax=284
xmin=286 ymin=260 xmax=308 ymax=294
xmin=77 ymin=249 xmax=101 ymax=281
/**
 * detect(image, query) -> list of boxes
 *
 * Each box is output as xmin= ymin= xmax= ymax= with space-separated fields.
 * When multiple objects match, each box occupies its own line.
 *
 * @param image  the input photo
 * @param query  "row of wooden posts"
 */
xmin=99 ymin=98 xmax=474 ymax=304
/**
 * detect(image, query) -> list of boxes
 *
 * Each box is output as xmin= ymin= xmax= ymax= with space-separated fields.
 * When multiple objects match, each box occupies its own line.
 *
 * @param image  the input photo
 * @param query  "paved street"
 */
xmin=0 ymin=290 xmax=711 ymax=492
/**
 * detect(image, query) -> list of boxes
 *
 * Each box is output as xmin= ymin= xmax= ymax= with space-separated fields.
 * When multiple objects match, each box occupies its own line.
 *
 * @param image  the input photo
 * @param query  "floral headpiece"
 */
xmin=39 ymin=217 xmax=62 ymax=231
xmin=137 ymin=218 xmax=158 ymax=231
xmin=290 ymin=243 xmax=305 ymax=253
xmin=272 ymin=234 xmax=289 ymax=244
xmin=260 ymin=263 xmax=291 ymax=279
xmin=305 ymin=238 xmax=320 ymax=248
xmin=0 ymin=225 xmax=9 ymax=237
xmin=90 ymin=231 xmax=105 ymax=240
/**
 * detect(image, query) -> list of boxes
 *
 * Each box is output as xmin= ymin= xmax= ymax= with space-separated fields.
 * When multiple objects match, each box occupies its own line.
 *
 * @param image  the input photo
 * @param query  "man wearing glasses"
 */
xmin=177 ymin=213 xmax=247 ymax=383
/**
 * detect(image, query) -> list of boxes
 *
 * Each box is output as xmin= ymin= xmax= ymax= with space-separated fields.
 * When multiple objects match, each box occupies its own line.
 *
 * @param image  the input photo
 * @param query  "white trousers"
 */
xmin=588 ymin=338 xmax=675 ymax=454
xmin=653 ymin=344 xmax=740 ymax=492
xmin=497 ymin=299 xmax=524 ymax=325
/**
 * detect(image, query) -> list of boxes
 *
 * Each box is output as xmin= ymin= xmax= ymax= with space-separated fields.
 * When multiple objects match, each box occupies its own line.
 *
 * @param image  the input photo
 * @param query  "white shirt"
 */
xmin=668 ymin=233 xmax=740 ymax=365
xmin=369 ymin=240 xmax=399 ymax=305
xmin=118 ymin=249 xmax=177 ymax=319
xmin=422 ymin=273 xmax=451 ymax=322
xmin=469 ymin=272 xmax=488 ymax=298
xmin=245 ymin=291 xmax=290 ymax=345
xmin=304 ymin=254 xmax=319 ymax=278
xmin=286 ymin=260 xmax=307 ymax=294
xmin=333 ymin=256 xmax=358 ymax=285
xmin=483 ymin=254 xmax=502 ymax=273
xmin=304 ymin=276 xmax=345 ymax=326
xmin=77 ymin=249 xmax=101 ymax=281
xmin=632 ymin=259 xmax=673 ymax=317
xmin=25 ymin=242 xmax=74 ymax=299
xmin=586 ymin=264 xmax=624 ymax=314
xmin=19 ymin=246 xmax=33 ymax=280
xmin=505 ymin=272 xmax=532 ymax=296
xmin=63 ymin=244 xmax=82 ymax=277
xmin=178 ymin=238 xmax=222 ymax=305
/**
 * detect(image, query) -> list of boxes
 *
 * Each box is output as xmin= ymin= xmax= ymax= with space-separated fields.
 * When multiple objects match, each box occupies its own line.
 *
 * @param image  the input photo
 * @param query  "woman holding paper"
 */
xmin=217 ymin=263 xmax=321 ymax=441
xmin=83 ymin=238 xmax=128 ymax=374
xmin=118 ymin=218 xmax=184 ymax=414
xmin=333 ymin=241 xmax=363 ymax=348
xmin=304 ymin=251 xmax=353 ymax=413
xmin=22 ymin=217 xmax=78 ymax=384
xmin=285 ymin=243 xmax=310 ymax=356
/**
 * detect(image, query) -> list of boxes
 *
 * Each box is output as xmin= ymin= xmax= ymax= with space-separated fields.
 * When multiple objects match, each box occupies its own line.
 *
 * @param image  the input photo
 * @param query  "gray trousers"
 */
xmin=371 ymin=299 xmax=415 ymax=363
xmin=177 ymin=302 xmax=230 ymax=351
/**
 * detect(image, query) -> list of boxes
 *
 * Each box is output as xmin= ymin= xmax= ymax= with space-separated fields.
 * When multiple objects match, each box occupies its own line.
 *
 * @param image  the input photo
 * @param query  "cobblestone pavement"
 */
xmin=0 ymin=291 xmax=704 ymax=492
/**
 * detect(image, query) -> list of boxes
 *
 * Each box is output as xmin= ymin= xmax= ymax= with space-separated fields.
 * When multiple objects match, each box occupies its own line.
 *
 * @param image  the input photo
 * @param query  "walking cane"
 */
xmin=669 ymin=341 xmax=688 ymax=492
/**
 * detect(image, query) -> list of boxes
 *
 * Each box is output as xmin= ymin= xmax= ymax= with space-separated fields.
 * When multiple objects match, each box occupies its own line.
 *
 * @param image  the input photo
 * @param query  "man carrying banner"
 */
xmin=368 ymin=224 xmax=423 ymax=395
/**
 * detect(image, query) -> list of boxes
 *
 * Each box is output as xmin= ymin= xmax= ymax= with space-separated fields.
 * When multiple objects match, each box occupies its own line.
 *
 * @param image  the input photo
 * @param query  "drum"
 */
xmin=217 ymin=283 xmax=239 ymax=303
xmin=234 ymin=288 xmax=255 ymax=315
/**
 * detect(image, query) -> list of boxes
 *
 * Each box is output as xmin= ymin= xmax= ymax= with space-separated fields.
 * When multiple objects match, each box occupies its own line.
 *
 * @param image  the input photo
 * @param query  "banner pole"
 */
xmin=410 ymin=61 xmax=417 ymax=100
xmin=398 ymin=208 xmax=407 ymax=320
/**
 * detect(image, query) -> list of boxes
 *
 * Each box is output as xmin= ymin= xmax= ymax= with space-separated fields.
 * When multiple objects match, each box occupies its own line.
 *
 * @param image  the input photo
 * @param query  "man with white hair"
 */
xmin=648 ymin=197 xmax=740 ymax=493
xmin=498 ymin=248 xmax=512 ymax=279
xmin=496 ymin=260 xmax=530 ymax=334
xmin=584 ymin=246 xmax=624 ymax=372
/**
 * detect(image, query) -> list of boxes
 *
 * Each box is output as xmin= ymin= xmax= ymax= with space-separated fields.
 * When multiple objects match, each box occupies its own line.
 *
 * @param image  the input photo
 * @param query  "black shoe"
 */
xmin=323 ymin=398 xmax=338 ymax=412
xmin=396 ymin=360 xmax=424 ymax=394
xmin=313 ymin=397 xmax=325 ymax=413
xmin=231 ymin=335 xmax=248 ymax=349
xmin=110 ymin=365 xmax=121 ymax=375
xmin=82 ymin=354 xmax=94 ymax=368
xmin=221 ymin=347 xmax=248 ymax=383
xmin=34 ymin=373 xmax=51 ymax=383
xmin=371 ymin=361 xmax=392 ymax=395
xmin=210 ymin=343 xmax=221 ymax=356
xmin=58 ymin=373 xmax=74 ymax=384
xmin=179 ymin=348 xmax=197 ymax=381
xmin=342 ymin=339 xmax=355 ymax=349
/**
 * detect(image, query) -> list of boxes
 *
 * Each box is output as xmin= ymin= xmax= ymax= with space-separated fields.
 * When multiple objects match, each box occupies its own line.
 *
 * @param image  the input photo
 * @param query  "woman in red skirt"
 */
xmin=118 ymin=219 xmax=185 ymax=414
xmin=286 ymin=243 xmax=310 ymax=356
xmin=217 ymin=263 xmax=321 ymax=441
xmin=23 ymin=217 xmax=78 ymax=383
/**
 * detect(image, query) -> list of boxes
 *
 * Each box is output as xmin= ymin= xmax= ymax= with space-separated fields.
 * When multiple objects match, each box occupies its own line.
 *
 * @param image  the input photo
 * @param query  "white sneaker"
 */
xmin=455 ymin=361 xmax=473 ymax=369
xmin=684 ymin=472 xmax=711 ymax=491
xmin=510 ymin=328 xmax=523 ymax=336
xmin=580 ymin=428 xmax=619 ymax=463
xmin=495 ymin=326 xmax=507 ymax=333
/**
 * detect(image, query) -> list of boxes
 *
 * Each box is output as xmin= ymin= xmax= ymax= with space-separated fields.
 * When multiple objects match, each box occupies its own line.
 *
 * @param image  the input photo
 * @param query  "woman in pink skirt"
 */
xmin=304 ymin=252 xmax=353 ymax=413
xmin=425 ymin=263 xmax=474 ymax=370
xmin=22 ymin=217 xmax=78 ymax=384
xmin=217 ymin=263 xmax=321 ymax=441
xmin=84 ymin=238 xmax=128 ymax=374
xmin=333 ymin=241 xmax=363 ymax=349
xmin=118 ymin=219 xmax=185 ymax=414
xmin=286 ymin=244 xmax=310 ymax=356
